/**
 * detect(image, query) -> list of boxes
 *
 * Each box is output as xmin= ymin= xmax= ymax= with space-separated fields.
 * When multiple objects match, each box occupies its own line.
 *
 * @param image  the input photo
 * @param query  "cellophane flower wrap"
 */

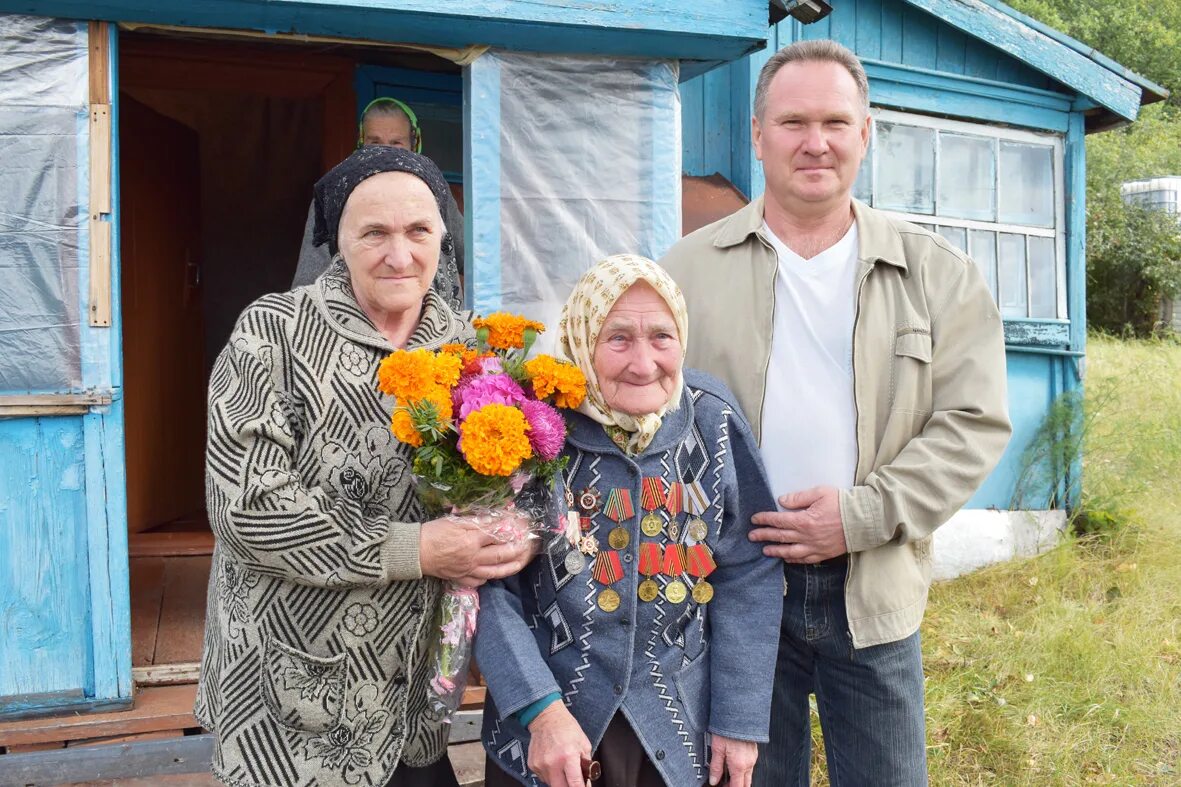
xmin=377 ymin=314 xmax=587 ymax=721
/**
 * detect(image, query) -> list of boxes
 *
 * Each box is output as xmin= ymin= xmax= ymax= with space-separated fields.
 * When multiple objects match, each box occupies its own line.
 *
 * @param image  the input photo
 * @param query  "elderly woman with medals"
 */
xmin=195 ymin=146 xmax=534 ymax=787
xmin=475 ymin=255 xmax=784 ymax=787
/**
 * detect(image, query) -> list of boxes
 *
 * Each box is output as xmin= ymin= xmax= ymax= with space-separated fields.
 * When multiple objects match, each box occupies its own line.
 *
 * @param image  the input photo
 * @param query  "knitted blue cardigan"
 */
xmin=476 ymin=370 xmax=783 ymax=786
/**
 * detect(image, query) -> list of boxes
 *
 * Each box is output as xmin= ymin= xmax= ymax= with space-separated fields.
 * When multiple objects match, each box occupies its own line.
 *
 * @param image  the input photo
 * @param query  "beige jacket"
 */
xmin=660 ymin=197 xmax=1011 ymax=647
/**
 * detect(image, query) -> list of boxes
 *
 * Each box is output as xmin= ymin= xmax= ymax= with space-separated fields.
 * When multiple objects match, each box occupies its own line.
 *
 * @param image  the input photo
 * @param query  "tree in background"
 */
xmin=1009 ymin=0 xmax=1181 ymax=334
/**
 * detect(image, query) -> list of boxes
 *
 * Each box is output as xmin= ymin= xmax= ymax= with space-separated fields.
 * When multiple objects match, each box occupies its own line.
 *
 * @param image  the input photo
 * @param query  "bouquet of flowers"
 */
xmin=377 ymin=313 xmax=587 ymax=721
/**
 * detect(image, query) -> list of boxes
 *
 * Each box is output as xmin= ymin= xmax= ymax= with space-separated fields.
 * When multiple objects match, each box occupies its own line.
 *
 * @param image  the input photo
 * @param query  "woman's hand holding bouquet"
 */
xmin=378 ymin=313 xmax=587 ymax=721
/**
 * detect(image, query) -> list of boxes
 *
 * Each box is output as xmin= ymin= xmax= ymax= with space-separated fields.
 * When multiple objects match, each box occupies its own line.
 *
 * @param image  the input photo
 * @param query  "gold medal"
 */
xmin=664 ymin=580 xmax=688 ymax=604
xmin=641 ymin=513 xmax=663 ymax=537
xmin=607 ymin=527 xmax=631 ymax=550
xmin=637 ymin=579 xmax=660 ymax=602
xmin=597 ymin=588 xmax=621 ymax=612
xmin=687 ymin=518 xmax=708 ymax=541
xmin=692 ymin=580 xmax=714 ymax=604
xmin=667 ymin=519 xmax=681 ymax=542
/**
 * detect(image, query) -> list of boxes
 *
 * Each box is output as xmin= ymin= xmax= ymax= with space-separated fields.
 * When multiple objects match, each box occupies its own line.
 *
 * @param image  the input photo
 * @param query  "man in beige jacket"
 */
xmin=660 ymin=40 xmax=1010 ymax=785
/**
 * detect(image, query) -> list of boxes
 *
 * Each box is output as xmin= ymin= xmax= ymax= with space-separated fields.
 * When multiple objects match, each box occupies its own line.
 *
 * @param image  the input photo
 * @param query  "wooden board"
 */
xmin=0 ymin=685 xmax=199 ymax=747
xmin=128 ymin=531 xmax=214 ymax=559
xmin=129 ymin=557 xmax=166 ymax=668
xmin=153 ymin=557 xmax=211 ymax=666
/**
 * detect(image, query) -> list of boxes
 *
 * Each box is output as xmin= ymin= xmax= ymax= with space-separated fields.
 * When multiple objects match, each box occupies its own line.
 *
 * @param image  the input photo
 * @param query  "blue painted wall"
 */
xmin=680 ymin=0 xmax=1099 ymax=512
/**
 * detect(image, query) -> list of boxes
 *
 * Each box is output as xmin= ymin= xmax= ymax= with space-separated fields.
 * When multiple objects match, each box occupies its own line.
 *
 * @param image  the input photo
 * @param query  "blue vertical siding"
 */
xmin=0 ymin=417 xmax=92 ymax=705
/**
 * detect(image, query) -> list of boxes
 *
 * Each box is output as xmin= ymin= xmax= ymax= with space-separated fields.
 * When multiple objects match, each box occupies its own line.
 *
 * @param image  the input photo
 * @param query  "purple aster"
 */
xmin=520 ymin=399 xmax=566 ymax=461
xmin=455 ymin=373 xmax=527 ymax=421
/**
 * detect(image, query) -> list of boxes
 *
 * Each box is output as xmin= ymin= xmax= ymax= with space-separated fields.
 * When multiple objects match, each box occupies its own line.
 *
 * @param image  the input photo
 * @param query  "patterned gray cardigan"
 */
xmin=195 ymin=261 xmax=473 ymax=787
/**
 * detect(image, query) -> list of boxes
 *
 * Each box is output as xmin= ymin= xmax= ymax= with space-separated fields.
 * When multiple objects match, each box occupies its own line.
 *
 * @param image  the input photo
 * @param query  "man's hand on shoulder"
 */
xmin=750 ymin=485 xmax=848 ymax=563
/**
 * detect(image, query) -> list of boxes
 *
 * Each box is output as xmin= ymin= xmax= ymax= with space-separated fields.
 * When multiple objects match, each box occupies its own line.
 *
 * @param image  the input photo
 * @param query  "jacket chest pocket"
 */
xmin=890 ymin=329 xmax=933 ymax=415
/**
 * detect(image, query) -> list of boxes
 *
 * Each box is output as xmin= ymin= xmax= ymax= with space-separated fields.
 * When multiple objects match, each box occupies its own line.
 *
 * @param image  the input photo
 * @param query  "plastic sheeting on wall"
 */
xmin=0 ymin=15 xmax=88 ymax=392
xmin=474 ymin=52 xmax=681 ymax=337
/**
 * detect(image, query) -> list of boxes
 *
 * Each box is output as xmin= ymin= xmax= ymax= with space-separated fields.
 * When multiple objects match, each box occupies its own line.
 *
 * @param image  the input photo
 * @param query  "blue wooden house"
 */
xmin=0 ymin=0 xmax=1164 ymax=774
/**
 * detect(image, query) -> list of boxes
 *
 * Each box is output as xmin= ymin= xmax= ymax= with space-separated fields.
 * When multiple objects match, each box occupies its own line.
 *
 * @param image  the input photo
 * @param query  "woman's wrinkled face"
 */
xmin=592 ymin=282 xmax=682 ymax=416
xmin=338 ymin=171 xmax=441 ymax=321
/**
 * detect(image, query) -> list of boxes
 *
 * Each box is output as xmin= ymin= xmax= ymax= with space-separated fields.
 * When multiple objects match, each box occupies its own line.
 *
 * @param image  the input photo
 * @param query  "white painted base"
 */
xmin=932 ymin=509 xmax=1068 ymax=580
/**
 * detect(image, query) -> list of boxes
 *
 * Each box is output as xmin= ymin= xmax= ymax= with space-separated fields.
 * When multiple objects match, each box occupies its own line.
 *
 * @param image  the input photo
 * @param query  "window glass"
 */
xmin=936 ymin=225 xmax=967 ymax=253
xmin=999 ymin=233 xmax=1028 ymax=318
xmin=938 ymin=134 xmax=995 ymax=221
xmin=1028 ymin=236 xmax=1057 ymax=318
xmin=969 ymin=229 xmax=998 ymax=302
xmin=876 ymin=123 xmax=935 ymax=214
xmin=999 ymin=142 xmax=1054 ymax=227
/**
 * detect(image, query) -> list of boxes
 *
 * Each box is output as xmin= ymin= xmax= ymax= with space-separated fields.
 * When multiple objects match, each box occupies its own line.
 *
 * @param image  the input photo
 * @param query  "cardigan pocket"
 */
xmin=672 ymin=645 xmax=711 ymax=733
xmin=261 ymin=637 xmax=348 ymax=734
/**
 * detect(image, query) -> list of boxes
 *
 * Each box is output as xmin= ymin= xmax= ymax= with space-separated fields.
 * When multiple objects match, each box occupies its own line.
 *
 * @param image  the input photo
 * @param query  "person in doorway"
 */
xmin=196 ymin=146 xmax=529 ymax=787
xmin=660 ymin=40 xmax=1012 ymax=785
xmin=292 ymin=96 xmax=465 ymax=308
xmin=476 ymin=255 xmax=783 ymax=787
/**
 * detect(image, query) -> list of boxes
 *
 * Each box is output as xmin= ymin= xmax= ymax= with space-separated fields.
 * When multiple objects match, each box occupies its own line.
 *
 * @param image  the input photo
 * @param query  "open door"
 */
xmin=120 ymin=95 xmax=206 ymax=534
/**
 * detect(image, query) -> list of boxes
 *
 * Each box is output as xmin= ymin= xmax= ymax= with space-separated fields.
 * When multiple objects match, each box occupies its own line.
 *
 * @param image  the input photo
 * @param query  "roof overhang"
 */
xmin=0 ymin=0 xmax=771 ymax=72
xmin=899 ymin=0 xmax=1168 ymax=132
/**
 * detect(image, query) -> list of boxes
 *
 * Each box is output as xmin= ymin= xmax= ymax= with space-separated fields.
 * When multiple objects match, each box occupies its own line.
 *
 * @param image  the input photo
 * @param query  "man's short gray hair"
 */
xmin=753 ymin=39 xmax=870 ymax=119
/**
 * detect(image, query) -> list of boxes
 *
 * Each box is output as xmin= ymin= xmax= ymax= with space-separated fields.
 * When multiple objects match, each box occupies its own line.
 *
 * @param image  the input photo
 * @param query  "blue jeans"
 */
xmin=753 ymin=559 xmax=927 ymax=787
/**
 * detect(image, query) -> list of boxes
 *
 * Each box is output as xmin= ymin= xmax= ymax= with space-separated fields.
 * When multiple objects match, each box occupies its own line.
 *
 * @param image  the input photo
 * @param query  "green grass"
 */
xmin=811 ymin=335 xmax=1181 ymax=784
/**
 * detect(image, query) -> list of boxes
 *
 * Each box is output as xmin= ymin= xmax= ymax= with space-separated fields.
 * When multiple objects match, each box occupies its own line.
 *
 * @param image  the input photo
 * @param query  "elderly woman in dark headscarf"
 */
xmin=195 ymin=147 xmax=532 ymax=787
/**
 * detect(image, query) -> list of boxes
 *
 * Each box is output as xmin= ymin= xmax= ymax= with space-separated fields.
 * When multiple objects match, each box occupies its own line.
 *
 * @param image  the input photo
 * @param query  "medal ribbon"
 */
xmin=638 ymin=542 xmax=662 ymax=576
xmin=640 ymin=477 xmax=666 ymax=511
xmin=661 ymin=543 xmax=686 ymax=576
xmin=686 ymin=544 xmax=717 ymax=578
xmin=591 ymin=550 xmax=624 ymax=585
xmin=665 ymin=482 xmax=684 ymax=516
xmin=603 ymin=489 xmax=635 ymax=522
xmin=684 ymin=481 xmax=709 ymax=516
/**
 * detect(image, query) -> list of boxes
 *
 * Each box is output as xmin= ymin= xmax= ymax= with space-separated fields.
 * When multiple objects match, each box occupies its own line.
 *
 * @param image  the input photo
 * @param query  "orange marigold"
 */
xmin=390 ymin=408 xmax=423 ymax=447
xmin=459 ymin=403 xmax=534 ymax=477
xmin=525 ymin=355 xmax=587 ymax=409
xmin=378 ymin=348 xmax=462 ymax=399
xmin=473 ymin=312 xmax=546 ymax=350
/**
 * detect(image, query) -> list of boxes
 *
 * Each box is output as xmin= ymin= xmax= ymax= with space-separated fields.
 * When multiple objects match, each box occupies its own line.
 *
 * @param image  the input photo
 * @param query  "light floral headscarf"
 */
xmin=557 ymin=254 xmax=688 ymax=455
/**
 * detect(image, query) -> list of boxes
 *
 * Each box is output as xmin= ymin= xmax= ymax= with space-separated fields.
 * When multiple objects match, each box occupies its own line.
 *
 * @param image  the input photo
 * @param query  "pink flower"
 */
xmin=520 ymin=399 xmax=566 ymax=461
xmin=454 ymin=374 xmax=527 ymax=421
xmin=478 ymin=356 xmax=504 ymax=374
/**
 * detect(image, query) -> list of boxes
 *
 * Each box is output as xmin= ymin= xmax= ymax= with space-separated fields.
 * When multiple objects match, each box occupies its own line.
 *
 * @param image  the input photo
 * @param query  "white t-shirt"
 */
xmin=758 ymin=220 xmax=860 ymax=505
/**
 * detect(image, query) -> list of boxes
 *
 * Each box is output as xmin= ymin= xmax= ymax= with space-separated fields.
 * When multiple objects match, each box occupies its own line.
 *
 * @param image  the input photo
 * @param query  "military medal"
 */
xmin=665 ymin=481 xmax=685 ymax=516
xmin=640 ymin=513 xmax=663 ymax=537
xmin=687 ymin=518 xmax=708 ymax=542
xmin=565 ymin=486 xmax=576 ymax=509
xmin=667 ymin=519 xmax=681 ymax=542
xmin=564 ymin=549 xmax=586 ymax=574
xmin=607 ymin=527 xmax=630 ymax=550
xmin=684 ymin=480 xmax=709 ymax=516
xmin=638 ymin=580 xmax=660 ymax=602
xmin=664 ymin=580 xmax=688 ymax=604
xmin=662 ymin=543 xmax=686 ymax=575
xmin=591 ymin=550 xmax=624 ymax=613
xmin=640 ymin=477 xmax=667 ymax=512
xmin=597 ymin=588 xmax=621 ymax=612
xmin=577 ymin=487 xmax=602 ymax=517
xmin=591 ymin=550 xmax=623 ymax=585
xmin=564 ymin=511 xmax=582 ymax=546
xmin=686 ymin=544 xmax=718 ymax=605
xmin=603 ymin=488 xmax=635 ymax=523
xmin=638 ymin=543 xmax=661 ymax=602
xmin=579 ymin=535 xmax=599 ymax=556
